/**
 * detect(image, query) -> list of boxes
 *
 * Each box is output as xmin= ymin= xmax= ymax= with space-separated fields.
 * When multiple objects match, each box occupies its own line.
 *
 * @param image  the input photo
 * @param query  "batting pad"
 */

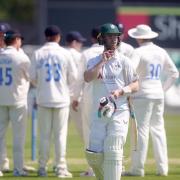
xmin=104 ymin=136 xmax=123 ymax=180
xmin=85 ymin=150 xmax=103 ymax=180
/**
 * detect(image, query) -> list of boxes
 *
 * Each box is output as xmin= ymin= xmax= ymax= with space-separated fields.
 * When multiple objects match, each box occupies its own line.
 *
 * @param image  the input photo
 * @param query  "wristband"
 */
xmin=122 ymin=86 xmax=132 ymax=96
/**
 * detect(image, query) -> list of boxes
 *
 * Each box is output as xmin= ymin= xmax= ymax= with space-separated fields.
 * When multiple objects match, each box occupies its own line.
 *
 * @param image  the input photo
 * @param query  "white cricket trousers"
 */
xmin=130 ymin=98 xmax=168 ymax=175
xmin=0 ymin=105 xmax=27 ymax=171
xmin=80 ymin=92 xmax=92 ymax=149
xmin=69 ymin=105 xmax=83 ymax=140
xmin=38 ymin=106 xmax=69 ymax=168
xmin=88 ymin=110 xmax=130 ymax=180
xmin=0 ymin=133 xmax=8 ymax=169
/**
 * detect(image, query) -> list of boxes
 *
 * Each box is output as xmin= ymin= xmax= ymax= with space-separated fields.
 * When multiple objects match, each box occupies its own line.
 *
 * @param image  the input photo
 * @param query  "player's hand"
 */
xmin=72 ymin=100 xmax=79 ymax=112
xmin=102 ymin=50 xmax=115 ymax=61
xmin=111 ymin=89 xmax=123 ymax=99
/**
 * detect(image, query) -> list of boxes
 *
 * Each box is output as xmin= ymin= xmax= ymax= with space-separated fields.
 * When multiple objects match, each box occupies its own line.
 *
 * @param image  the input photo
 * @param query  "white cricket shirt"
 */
xmin=30 ymin=42 xmax=77 ymax=108
xmin=133 ymin=42 xmax=179 ymax=99
xmin=118 ymin=41 xmax=134 ymax=58
xmin=0 ymin=46 xmax=30 ymax=106
xmin=66 ymin=47 xmax=83 ymax=100
xmin=87 ymin=50 xmax=138 ymax=111
xmin=80 ymin=44 xmax=104 ymax=98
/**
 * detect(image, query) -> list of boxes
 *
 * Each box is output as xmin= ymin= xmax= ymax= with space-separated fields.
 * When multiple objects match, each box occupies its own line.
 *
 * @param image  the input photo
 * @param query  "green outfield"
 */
xmin=3 ymin=113 xmax=180 ymax=179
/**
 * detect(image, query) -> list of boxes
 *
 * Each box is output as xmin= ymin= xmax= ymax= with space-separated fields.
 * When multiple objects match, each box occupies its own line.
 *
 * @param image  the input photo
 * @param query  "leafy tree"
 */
xmin=0 ymin=0 xmax=34 ymax=22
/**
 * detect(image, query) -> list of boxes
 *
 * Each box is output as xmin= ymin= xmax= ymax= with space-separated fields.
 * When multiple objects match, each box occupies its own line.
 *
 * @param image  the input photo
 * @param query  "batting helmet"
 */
xmin=97 ymin=23 xmax=120 ymax=45
xmin=100 ymin=23 xmax=120 ymax=35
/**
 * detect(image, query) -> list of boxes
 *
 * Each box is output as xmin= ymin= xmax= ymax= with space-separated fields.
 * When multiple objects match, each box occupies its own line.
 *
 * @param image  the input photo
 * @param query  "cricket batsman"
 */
xmin=84 ymin=23 xmax=139 ymax=180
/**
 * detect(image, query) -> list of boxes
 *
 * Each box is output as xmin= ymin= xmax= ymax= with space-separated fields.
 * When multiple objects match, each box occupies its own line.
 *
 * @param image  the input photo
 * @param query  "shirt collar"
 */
xmin=92 ymin=43 xmax=103 ymax=48
xmin=140 ymin=41 xmax=153 ymax=46
xmin=5 ymin=46 xmax=18 ymax=51
xmin=44 ymin=42 xmax=60 ymax=47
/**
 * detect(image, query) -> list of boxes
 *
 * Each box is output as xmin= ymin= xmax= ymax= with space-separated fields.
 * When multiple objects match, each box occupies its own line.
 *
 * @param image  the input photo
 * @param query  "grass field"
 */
xmin=3 ymin=112 xmax=180 ymax=179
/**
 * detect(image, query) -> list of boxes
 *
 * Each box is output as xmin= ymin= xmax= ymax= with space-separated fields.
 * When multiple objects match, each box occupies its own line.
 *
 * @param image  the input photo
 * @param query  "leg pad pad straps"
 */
xmin=104 ymin=136 xmax=123 ymax=180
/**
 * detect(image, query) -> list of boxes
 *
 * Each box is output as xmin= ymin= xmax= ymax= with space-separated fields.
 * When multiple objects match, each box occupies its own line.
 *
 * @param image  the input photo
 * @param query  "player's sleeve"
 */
xmin=20 ymin=53 xmax=31 ymax=81
xmin=67 ymin=53 xmax=78 ymax=83
xmin=126 ymin=43 xmax=135 ymax=58
xmin=71 ymin=53 xmax=87 ymax=101
xmin=162 ymin=51 xmax=179 ymax=91
xmin=130 ymin=49 xmax=141 ymax=70
xmin=66 ymin=53 xmax=79 ymax=99
xmin=124 ymin=57 xmax=139 ymax=84
xmin=86 ymin=55 xmax=101 ymax=70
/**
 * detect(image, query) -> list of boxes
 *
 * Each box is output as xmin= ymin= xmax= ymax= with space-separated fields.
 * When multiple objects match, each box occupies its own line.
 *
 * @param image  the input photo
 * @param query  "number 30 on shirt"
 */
xmin=149 ymin=63 xmax=161 ymax=80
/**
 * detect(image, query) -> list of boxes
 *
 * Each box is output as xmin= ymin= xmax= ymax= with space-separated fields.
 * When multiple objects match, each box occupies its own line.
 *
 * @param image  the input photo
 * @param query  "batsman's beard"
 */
xmin=104 ymin=39 xmax=118 ymax=51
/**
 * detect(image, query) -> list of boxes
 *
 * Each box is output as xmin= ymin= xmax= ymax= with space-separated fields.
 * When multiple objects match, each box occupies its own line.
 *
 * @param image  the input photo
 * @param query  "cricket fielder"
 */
xmin=79 ymin=27 xmax=104 ymax=149
xmin=126 ymin=24 xmax=179 ymax=176
xmin=0 ymin=29 xmax=30 ymax=176
xmin=78 ymin=27 xmax=104 ymax=177
xmin=0 ymin=22 xmax=11 ymax=175
xmin=84 ymin=23 xmax=139 ymax=180
xmin=30 ymin=25 xmax=77 ymax=178
xmin=65 ymin=31 xmax=86 ymax=139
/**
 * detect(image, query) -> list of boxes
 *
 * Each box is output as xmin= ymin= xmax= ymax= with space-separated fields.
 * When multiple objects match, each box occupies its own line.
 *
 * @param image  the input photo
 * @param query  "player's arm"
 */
xmin=111 ymin=80 xmax=139 ymax=99
xmin=71 ymin=54 xmax=86 ymax=112
xmin=21 ymin=61 xmax=31 ymax=81
xmin=112 ymin=57 xmax=139 ymax=99
xmin=84 ymin=59 xmax=104 ymax=82
xmin=29 ymin=52 xmax=38 ymax=86
xmin=162 ymin=52 xmax=179 ymax=91
xmin=84 ymin=50 xmax=113 ymax=82
xmin=130 ymin=50 xmax=141 ymax=70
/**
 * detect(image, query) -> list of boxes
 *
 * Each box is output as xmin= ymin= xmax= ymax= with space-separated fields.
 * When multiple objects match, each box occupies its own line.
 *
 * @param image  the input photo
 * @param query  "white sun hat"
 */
xmin=128 ymin=24 xmax=158 ymax=39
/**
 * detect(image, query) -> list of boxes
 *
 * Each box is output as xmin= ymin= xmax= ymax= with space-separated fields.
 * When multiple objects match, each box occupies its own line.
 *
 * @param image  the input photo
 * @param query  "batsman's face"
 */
xmin=103 ymin=34 xmax=119 ymax=50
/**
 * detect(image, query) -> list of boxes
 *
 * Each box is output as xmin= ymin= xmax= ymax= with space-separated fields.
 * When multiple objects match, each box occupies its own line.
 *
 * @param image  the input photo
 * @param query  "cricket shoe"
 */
xmin=13 ymin=169 xmax=28 ymax=177
xmin=121 ymin=171 xmax=144 ymax=177
xmin=1 ymin=158 xmax=10 ymax=172
xmin=80 ymin=168 xmax=95 ymax=177
xmin=0 ymin=171 xmax=3 ymax=177
xmin=157 ymin=172 xmax=168 ymax=176
xmin=56 ymin=167 xmax=72 ymax=178
xmin=53 ymin=165 xmax=57 ymax=172
xmin=23 ymin=165 xmax=36 ymax=172
xmin=37 ymin=167 xmax=47 ymax=177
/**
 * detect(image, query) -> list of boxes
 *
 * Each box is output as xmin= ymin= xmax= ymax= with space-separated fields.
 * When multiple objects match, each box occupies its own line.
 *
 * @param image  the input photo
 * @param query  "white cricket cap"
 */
xmin=128 ymin=24 xmax=158 ymax=39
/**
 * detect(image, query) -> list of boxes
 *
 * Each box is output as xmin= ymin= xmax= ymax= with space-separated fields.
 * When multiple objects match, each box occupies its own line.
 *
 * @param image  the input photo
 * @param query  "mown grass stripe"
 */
xmin=26 ymin=158 xmax=180 ymax=165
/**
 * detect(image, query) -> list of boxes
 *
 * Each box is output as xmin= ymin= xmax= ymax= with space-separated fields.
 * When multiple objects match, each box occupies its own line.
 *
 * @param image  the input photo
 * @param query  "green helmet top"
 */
xmin=100 ymin=23 xmax=120 ymax=35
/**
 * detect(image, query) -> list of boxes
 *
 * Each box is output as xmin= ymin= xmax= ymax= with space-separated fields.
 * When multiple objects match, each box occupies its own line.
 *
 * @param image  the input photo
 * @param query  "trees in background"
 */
xmin=0 ymin=0 xmax=34 ymax=22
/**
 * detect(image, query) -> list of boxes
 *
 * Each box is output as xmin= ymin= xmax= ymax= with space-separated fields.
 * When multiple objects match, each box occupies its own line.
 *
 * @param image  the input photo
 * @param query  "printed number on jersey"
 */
xmin=149 ymin=64 xmax=161 ymax=80
xmin=45 ymin=63 xmax=61 ymax=82
xmin=0 ymin=67 xmax=12 ymax=86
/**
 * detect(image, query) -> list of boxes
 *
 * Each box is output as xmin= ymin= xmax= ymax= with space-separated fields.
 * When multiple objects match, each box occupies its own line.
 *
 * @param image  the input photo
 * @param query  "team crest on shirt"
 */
xmin=113 ymin=62 xmax=122 ymax=71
